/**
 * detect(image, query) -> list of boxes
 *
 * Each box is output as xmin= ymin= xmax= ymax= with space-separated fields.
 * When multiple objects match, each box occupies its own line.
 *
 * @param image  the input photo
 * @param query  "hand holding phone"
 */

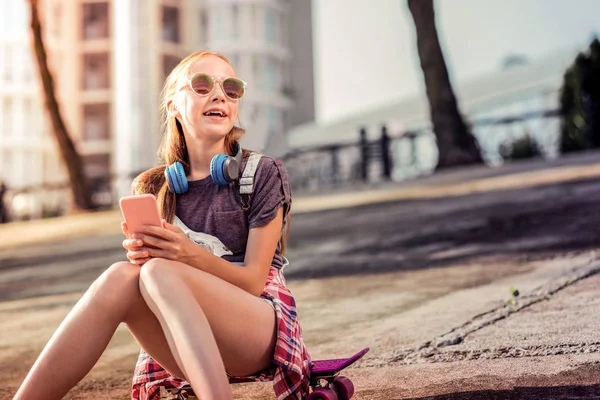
xmin=120 ymin=194 xmax=162 ymax=264
xmin=119 ymin=194 xmax=162 ymax=239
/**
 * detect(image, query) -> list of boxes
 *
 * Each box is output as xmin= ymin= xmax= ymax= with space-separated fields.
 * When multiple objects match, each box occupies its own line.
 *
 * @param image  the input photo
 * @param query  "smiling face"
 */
xmin=171 ymin=55 xmax=240 ymax=142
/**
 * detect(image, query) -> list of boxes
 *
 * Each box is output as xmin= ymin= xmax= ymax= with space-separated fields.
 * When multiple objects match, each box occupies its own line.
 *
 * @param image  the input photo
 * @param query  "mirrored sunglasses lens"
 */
xmin=223 ymin=78 xmax=245 ymax=99
xmin=190 ymin=74 xmax=213 ymax=95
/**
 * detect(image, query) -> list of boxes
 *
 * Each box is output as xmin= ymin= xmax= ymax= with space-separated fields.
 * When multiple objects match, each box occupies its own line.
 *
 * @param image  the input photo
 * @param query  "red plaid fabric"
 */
xmin=131 ymin=266 xmax=312 ymax=400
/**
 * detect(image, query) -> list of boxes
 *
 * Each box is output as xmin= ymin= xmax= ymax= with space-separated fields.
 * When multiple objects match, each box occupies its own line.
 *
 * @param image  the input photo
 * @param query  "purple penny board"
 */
xmin=310 ymin=347 xmax=370 ymax=378
xmin=168 ymin=348 xmax=371 ymax=390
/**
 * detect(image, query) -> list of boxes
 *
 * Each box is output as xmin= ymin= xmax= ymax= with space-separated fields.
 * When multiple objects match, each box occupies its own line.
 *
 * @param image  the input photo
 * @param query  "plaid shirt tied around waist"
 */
xmin=131 ymin=266 xmax=312 ymax=400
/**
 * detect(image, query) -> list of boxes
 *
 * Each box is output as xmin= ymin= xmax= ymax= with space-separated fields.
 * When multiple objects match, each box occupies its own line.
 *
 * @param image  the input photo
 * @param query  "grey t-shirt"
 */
xmin=175 ymin=151 xmax=292 ymax=269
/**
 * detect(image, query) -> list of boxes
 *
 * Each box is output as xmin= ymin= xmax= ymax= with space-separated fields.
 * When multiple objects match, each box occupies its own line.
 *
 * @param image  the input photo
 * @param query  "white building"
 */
xmin=1 ymin=0 xmax=315 ymax=219
xmin=286 ymin=47 xmax=580 ymax=184
xmin=111 ymin=0 xmax=315 ymax=198
xmin=0 ymin=0 xmax=64 ymax=219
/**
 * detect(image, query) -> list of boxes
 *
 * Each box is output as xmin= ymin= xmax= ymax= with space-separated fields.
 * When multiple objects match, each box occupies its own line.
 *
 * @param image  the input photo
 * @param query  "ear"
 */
xmin=167 ymin=99 xmax=180 ymax=118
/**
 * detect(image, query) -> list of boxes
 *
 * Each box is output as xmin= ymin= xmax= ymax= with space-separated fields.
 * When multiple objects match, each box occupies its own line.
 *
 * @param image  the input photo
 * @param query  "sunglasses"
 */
xmin=184 ymin=73 xmax=247 ymax=101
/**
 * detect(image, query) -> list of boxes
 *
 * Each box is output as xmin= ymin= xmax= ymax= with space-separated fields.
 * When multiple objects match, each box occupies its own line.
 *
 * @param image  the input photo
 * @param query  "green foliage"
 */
xmin=560 ymin=38 xmax=600 ymax=152
xmin=499 ymin=134 xmax=541 ymax=161
xmin=42 ymin=206 xmax=62 ymax=219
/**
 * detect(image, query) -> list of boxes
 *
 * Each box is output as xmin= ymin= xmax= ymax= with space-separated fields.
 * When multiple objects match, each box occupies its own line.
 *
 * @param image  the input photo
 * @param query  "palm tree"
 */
xmin=28 ymin=0 xmax=94 ymax=211
xmin=407 ymin=0 xmax=483 ymax=169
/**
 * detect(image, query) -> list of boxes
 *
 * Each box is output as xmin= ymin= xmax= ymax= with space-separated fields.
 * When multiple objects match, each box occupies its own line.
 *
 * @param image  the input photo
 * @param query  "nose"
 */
xmin=211 ymin=81 xmax=226 ymax=103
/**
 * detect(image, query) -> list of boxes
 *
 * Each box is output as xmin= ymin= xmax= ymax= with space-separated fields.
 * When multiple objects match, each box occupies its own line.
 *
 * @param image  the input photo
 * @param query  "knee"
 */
xmin=91 ymin=261 xmax=141 ymax=304
xmin=139 ymin=258 xmax=181 ymax=297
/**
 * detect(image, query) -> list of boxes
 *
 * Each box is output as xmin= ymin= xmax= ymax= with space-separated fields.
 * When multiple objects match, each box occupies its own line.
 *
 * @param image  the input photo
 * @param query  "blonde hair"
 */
xmin=132 ymin=51 xmax=244 ymax=224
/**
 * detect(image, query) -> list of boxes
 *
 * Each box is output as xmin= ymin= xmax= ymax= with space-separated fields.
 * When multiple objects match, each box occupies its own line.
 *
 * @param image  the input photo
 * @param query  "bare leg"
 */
xmin=13 ymin=262 xmax=184 ymax=400
xmin=14 ymin=258 xmax=278 ymax=400
xmin=140 ymin=261 xmax=233 ymax=399
xmin=139 ymin=258 xmax=278 ymax=400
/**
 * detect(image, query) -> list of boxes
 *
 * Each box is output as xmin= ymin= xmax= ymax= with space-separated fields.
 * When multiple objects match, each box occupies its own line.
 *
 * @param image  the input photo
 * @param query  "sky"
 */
xmin=312 ymin=0 xmax=600 ymax=123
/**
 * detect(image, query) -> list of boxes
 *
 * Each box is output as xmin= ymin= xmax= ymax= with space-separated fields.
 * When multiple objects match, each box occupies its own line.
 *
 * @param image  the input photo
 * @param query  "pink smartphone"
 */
xmin=119 ymin=194 xmax=162 ymax=238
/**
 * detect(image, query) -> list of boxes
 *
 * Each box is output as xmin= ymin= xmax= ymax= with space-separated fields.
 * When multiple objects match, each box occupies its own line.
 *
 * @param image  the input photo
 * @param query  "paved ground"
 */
xmin=2 ymin=153 xmax=600 ymax=399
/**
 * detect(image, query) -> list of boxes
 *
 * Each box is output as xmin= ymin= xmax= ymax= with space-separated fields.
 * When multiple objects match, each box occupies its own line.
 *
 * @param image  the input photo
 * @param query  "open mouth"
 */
xmin=203 ymin=110 xmax=227 ymax=118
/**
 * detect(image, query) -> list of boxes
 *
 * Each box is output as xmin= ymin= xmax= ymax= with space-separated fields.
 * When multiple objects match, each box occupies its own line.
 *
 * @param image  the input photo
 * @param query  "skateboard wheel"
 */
xmin=333 ymin=376 xmax=354 ymax=399
xmin=308 ymin=387 xmax=339 ymax=400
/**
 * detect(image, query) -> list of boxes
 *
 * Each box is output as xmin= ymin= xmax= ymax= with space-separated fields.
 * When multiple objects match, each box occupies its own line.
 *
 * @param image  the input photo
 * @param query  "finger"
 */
xmin=127 ymin=249 xmax=149 ymax=261
xmin=131 ymin=257 xmax=151 ymax=265
xmin=122 ymin=238 xmax=144 ymax=251
xmin=162 ymin=219 xmax=182 ymax=233
xmin=136 ymin=234 xmax=168 ymax=249
xmin=139 ymin=225 xmax=177 ymax=241
xmin=146 ymin=247 xmax=168 ymax=259
xmin=135 ymin=257 xmax=152 ymax=266
xmin=121 ymin=221 xmax=130 ymax=237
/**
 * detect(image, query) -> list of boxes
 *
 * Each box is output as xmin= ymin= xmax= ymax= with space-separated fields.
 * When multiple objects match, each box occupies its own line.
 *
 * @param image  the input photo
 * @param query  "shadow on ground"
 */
xmin=286 ymin=177 xmax=600 ymax=279
xmin=4 ymin=176 xmax=600 ymax=301
xmin=408 ymin=385 xmax=600 ymax=400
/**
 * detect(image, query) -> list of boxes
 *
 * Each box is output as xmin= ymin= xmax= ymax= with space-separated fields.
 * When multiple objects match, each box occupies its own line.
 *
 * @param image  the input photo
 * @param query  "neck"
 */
xmin=186 ymin=137 xmax=228 ymax=180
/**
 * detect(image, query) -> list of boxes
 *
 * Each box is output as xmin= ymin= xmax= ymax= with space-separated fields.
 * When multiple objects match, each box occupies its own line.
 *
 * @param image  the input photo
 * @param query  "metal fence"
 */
xmin=1 ymin=109 xmax=564 ymax=221
xmin=281 ymin=108 xmax=563 ymax=192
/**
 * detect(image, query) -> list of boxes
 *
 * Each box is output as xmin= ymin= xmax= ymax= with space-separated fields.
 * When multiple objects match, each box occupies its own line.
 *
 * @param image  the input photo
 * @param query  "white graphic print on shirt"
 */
xmin=173 ymin=215 xmax=233 ymax=258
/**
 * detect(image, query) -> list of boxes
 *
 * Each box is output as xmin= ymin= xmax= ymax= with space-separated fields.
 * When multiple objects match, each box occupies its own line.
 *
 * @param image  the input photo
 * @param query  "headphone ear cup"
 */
xmin=173 ymin=162 xmax=188 ymax=193
xmin=164 ymin=165 xmax=176 ymax=193
xmin=210 ymin=154 xmax=230 ymax=186
xmin=165 ymin=162 xmax=188 ymax=194
xmin=222 ymin=158 xmax=240 ymax=182
xmin=165 ymin=164 xmax=180 ymax=193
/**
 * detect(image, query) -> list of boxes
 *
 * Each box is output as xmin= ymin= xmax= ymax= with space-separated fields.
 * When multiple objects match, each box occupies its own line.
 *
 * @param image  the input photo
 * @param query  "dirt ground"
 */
xmin=0 ymin=256 xmax=559 ymax=399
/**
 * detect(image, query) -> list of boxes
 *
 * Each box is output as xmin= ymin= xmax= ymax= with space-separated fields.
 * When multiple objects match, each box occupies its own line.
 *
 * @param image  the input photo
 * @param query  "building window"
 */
xmin=82 ymin=3 xmax=109 ymax=40
xmin=232 ymin=4 xmax=239 ymax=39
xmin=82 ymin=53 xmax=110 ymax=90
xmin=23 ymin=99 xmax=32 ymax=136
xmin=275 ymin=11 xmax=281 ymax=44
xmin=199 ymin=9 xmax=208 ymax=43
xmin=23 ymin=50 xmax=34 ymax=83
xmin=3 ymin=46 xmax=12 ymax=82
xmin=280 ymin=13 xmax=288 ymax=46
xmin=2 ymin=98 xmax=12 ymax=136
xmin=83 ymin=153 xmax=111 ymax=179
xmin=267 ymin=107 xmax=280 ymax=129
xmin=83 ymin=103 xmax=110 ymax=141
xmin=2 ymin=151 xmax=13 ymax=183
xmin=251 ymin=105 xmax=260 ymax=123
xmin=213 ymin=7 xmax=227 ymax=40
xmin=230 ymin=54 xmax=239 ymax=69
xmin=1 ymin=0 xmax=14 ymax=36
xmin=252 ymin=55 xmax=260 ymax=88
xmin=265 ymin=9 xmax=276 ymax=43
xmin=163 ymin=55 xmax=182 ymax=84
xmin=83 ymin=153 xmax=111 ymax=205
xmin=162 ymin=6 xmax=180 ymax=43
xmin=250 ymin=5 xmax=257 ymax=39
xmin=264 ymin=58 xmax=276 ymax=92
xmin=22 ymin=151 xmax=39 ymax=187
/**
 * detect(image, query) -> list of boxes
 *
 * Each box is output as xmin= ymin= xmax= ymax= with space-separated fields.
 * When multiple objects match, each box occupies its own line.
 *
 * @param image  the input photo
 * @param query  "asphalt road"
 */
xmin=2 ymin=173 xmax=600 ymax=302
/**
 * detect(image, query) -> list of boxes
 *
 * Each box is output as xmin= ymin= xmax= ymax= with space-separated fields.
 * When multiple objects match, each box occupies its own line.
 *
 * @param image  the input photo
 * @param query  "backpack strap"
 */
xmin=239 ymin=152 xmax=263 ymax=211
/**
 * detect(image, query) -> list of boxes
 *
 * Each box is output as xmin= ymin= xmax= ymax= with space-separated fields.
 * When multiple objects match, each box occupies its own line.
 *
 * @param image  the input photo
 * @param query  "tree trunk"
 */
xmin=407 ymin=0 xmax=483 ymax=169
xmin=29 ymin=0 xmax=94 ymax=211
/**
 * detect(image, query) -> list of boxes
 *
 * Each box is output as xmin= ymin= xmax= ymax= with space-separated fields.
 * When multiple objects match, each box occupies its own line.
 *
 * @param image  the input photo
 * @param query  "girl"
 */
xmin=13 ymin=51 xmax=311 ymax=400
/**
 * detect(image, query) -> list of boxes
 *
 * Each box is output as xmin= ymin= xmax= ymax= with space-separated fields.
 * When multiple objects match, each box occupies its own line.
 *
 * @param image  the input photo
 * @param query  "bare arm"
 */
xmin=135 ymin=207 xmax=284 ymax=297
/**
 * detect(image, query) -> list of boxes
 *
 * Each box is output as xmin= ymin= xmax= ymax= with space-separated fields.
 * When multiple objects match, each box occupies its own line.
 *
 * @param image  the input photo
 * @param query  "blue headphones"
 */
xmin=164 ymin=143 xmax=243 ymax=194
